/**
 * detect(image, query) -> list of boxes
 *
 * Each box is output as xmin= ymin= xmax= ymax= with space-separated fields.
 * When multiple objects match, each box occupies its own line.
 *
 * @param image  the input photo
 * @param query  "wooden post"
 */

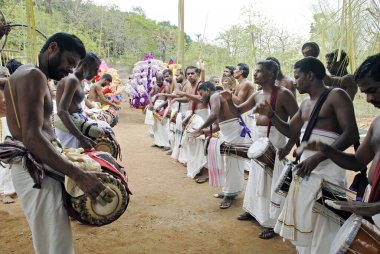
xmin=177 ymin=0 xmax=184 ymax=69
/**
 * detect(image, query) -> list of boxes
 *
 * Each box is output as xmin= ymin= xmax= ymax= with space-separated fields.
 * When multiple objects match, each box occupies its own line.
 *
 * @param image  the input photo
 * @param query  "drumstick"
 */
xmin=295 ymin=141 xmax=308 ymax=155
xmin=325 ymin=200 xmax=342 ymax=210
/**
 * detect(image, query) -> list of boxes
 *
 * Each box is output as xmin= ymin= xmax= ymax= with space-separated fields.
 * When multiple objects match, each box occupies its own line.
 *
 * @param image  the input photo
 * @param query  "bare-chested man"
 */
xmin=55 ymin=52 xmax=101 ymax=149
xmin=192 ymin=81 xmax=252 ymax=208
xmin=175 ymin=66 xmax=209 ymax=183
xmin=324 ymin=49 xmax=358 ymax=100
xmin=87 ymin=74 xmax=119 ymax=108
xmin=232 ymin=63 xmax=255 ymax=104
xmin=266 ymin=57 xmax=297 ymax=97
xmin=148 ymin=73 xmax=170 ymax=150
xmin=2 ymin=33 xmax=113 ymax=254
xmin=223 ymin=60 xmax=298 ymax=238
xmin=303 ymin=54 xmax=380 ymax=230
xmin=223 ymin=66 xmax=235 ymax=78
xmin=256 ymin=57 xmax=359 ymax=253
xmin=301 ymin=42 xmax=320 ymax=58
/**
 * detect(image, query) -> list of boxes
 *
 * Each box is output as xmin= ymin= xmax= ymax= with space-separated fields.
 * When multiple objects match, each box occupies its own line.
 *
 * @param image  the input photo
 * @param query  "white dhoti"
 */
xmin=144 ymin=107 xmax=154 ymax=126
xmin=153 ymin=100 xmax=170 ymax=147
xmin=243 ymin=126 xmax=286 ymax=227
xmin=219 ymin=118 xmax=252 ymax=196
xmin=274 ymin=129 xmax=346 ymax=254
xmin=175 ymin=103 xmax=190 ymax=163
xmin=0 ymin=117 xmax=15 ymax=195
xmin=184 ymin=109 xmax=208 ymax=178
xmin=11 ymin=162 xmax=74 ymax=254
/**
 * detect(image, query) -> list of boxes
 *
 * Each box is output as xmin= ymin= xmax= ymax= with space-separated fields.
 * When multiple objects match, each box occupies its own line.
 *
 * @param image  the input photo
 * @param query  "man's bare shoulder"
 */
xmin=329 ymin=87 xmax=352 ymax=100
xmin=12 ymin=64 xmax=45 ymax=81
xmin=278 ymin=86 xmax=294 ymax=99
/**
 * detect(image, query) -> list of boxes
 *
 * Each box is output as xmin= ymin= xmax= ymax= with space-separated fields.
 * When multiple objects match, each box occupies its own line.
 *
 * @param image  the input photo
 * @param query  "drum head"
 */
xmin=70 ymin=175 xmax=129 ymax=226
xmin=96 ymin=138 xmax=117 ymax=158
xmin=330 ymin=214 xmax=362 ymax=254
xmin=247 ymin=137 xmax=270 ymax=159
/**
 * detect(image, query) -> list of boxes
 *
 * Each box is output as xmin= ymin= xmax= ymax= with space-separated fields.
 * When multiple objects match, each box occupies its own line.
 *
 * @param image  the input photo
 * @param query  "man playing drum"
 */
xmin=148 ymin=72 xmax=171 ymax=151
xmin=223 ymin=60 xmax=299 ymax=239
xmin=192 ymin=81 xmax=252 ymax=209
xmin=87 ymin=74 xmax=119 ymax=109
xmin=302 ymin=54 xmax=380 ymax=233
xmin=1 ymin=33 xmax=114 ymax=254
xmin=256 ymin=57 xmax=359 ymax=253
xmin=55 ymin=52 xmax=103 ymax=149
xmin=175 ymin=66 xmax=209 ymax=183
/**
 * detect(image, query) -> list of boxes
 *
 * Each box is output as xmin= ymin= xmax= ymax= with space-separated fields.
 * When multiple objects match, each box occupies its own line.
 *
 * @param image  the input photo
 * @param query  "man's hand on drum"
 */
xmin=296 ymin=154 xmax=323 ymax=179
xmin=329 ymin=200 xmax=380 ymax=217
xmin=220 ymin=90 xmax=232 ymax=101
xmin=79 ymin=135 xmax=97 ymax=150
xmin=255 ymin=100 xmax=273 ymax=117
xmin=75 ymin=172 xmax=115 ymax=205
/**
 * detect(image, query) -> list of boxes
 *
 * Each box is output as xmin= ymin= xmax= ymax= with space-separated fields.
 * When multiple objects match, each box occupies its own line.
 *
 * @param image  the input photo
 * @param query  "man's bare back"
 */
xmin=56 ymin=74 xmax=85 ymax=114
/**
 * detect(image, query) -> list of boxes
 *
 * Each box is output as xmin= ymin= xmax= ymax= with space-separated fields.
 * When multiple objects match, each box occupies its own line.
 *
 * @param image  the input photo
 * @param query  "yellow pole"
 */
xmin=26 ymin=0 xmax=38 ymax=65
xmin=337 ymin=0 xmax=346 ymax=62
xmin=347 ymin=0 xmax=355 ymax=73
xmin=177 ymin=0 xmax=184 ymax=68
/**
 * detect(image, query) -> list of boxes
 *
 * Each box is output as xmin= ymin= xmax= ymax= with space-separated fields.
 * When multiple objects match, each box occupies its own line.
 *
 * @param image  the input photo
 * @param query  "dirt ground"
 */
xmin=0 ymin=105 xmax=296 ymax=254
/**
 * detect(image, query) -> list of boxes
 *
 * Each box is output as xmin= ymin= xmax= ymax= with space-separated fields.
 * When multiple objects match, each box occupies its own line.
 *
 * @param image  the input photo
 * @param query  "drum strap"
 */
xmin=152 ymin=84 xmax=166 ymax=105
xmin=266 ymin=85 xmax=280 ymax=138
xmin=368 ymin=159 xmax=380 ymax=203
xmin=191 ymin=81 xmax=201 ymax=112
xmin=296 ymin=88 xmax=332 ymax=162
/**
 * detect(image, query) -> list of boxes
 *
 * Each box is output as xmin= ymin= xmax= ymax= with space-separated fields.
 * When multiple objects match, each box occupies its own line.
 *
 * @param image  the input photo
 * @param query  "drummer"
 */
xmin=175 ymin=65 xmax=209 ymax=183
xmin=302 ymin=53 xmax=380 ymax=231
xmin=222 ymin=60 xmax=299 ymax=239
xmin=87 ymin=74 xmax=119 ymax=109
xmin=192 ymin=81 xmax=252 ymax=209
xmin=255 ymin=57 xmax=359 ymax=252
xmin=55 ymin=52 xmax=102 ymax=149
xmin=148 ymin=72 xmax=171 ymax=151
xmin=0 ymin=32 xmax=114 ymax=254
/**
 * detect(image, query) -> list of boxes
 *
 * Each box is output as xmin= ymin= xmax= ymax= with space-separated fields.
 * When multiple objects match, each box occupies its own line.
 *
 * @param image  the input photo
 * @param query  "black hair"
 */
xmin=302 ymin=42 xmax=320 ymax=57
xmin=294 ymin=57 xmax=326 ymax=80
xmin=326 ymin=49 xmax=349 ymax=66
xmin=237 ymin=63 xmax=249 ymax=78
xmin=225 ymin=66 xmax=235 ymax=75
xmin=198 ymin=81 xmax=216 ymax=92
xmin=101 ymin=73 xmax=112 ymax=82
xmin=215 ymin=86 xmax=224 ymax=91
xmin=185 ymin=66 xmax=200 ymax=76
xmin=81 ymin=52 xmax=101 ymax=66
xmin=163 ymin=69 xmax=173 ymax=76
xmin=6 ymin=59 xmax=22 ymax=74
xmin=40 ymin=32 xmax=86 ymax=59
xmin=258 ymin=60 xmax=279 ymax=81
xmin=176 ymin=69 xmax=184 ymax=75
xmin=353 ymin=53 xmax=380 ymax=82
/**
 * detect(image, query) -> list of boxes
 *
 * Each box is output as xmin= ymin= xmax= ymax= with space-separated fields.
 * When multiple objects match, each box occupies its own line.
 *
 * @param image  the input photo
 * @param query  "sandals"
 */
xmin=259 ymin=228 xmax=276 ymax=239
xmin=220 ymin=197 xmax=234 ymax=209
xmin=213 ymin=192 xmax=224 ymax=198
xmin=237 ymin=212 xmax=254 ymax=221
xmin=195 ymin=177 xmax=209 ymax=184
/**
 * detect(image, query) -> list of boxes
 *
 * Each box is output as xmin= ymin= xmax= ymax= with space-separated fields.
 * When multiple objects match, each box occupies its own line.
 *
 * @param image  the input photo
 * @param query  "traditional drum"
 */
xmin=95 ymin=137 xmax=119 ymax=159
xmin=274 ymin=161 xmax=294 ymax=196
xmin=63 ymin=151 xmax=131 ymax=226
xmin=330 ymin=214 xmax=380 ymax=254
xmin=204 ymin=136 xmax=248 ymax=157
xmin=247 ymin=137 xmax=276 ymax=176
xmin=314 ymin=180 xmax=355 ymax=223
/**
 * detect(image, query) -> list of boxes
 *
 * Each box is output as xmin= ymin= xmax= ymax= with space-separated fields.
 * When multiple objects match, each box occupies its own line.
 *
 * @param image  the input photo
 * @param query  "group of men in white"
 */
xmin=143 ymin=44 xmax=380 ymax=253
